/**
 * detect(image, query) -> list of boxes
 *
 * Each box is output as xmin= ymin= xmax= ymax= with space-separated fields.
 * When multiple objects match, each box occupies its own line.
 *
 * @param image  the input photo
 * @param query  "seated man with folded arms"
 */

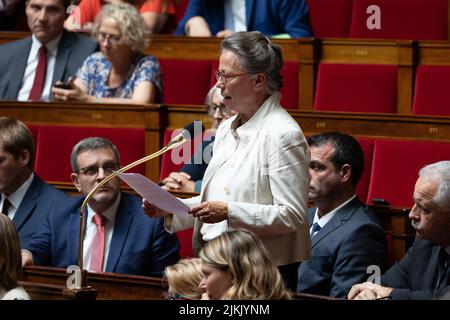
xmin=0 ymin=117 xmax=69 ymax=244
xmin=22 ymin=137 xmax=180 ymax=277
xmin=349 ymin=161 xmax=450 ymax=300
xmin=297 ymin=132 xmax=386 ymax=298
xmin=161 ymin=86 xmax=235 ymax=193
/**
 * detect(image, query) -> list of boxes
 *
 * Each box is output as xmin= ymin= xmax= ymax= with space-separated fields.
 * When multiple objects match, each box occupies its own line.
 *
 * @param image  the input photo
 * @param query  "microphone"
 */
xmin=72 ymin=120 xmax=203 ymax=290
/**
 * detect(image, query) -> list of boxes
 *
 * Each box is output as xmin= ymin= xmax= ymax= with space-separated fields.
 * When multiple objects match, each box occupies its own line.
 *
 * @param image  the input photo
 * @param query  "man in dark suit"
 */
xmin=22 ymin=137 xmax=180 ymax=277
xmin=349 ymin=161 xmax=450 ymax=300
xmin=0 ymin=0 xmax=97 ymax=101
xmin=0 ymin=117 xmax=69 ymax=244
xmin=297 ymin=132 xmax=386 ymax=298
xmin=175 ymin=0 xmax=312 ymax=38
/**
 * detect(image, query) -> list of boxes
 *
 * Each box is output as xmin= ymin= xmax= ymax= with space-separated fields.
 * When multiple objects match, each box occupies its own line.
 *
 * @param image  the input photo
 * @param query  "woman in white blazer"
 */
xmin=144 ymin=31 xmax=311 ymax=292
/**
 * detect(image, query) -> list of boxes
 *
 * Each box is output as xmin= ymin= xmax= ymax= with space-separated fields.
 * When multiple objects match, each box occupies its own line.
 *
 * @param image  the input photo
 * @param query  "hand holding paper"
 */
xmin=117 ymin=172 xmax=190 ymax=216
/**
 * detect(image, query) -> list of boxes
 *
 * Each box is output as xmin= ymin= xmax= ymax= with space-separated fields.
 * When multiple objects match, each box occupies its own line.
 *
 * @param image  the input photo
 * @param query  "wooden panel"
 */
xmin=418 ymin=41 xmax=450 ymax=65
xmin=22 ymin=266 xmax=166 ymax=300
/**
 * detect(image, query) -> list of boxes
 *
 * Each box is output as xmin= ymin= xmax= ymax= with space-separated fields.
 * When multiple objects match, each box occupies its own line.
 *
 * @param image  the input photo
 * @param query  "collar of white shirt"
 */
xmin=312 ymin=194 xmax=357 ymax=230
xmin=1 ymin=173 xmax=34 ymax=220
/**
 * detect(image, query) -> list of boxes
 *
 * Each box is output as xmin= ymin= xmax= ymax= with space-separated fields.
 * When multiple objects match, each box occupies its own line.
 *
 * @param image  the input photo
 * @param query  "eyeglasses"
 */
xmin=206 ymin=103 xmax=234 ymax=118
xmin=97 ymin=32 xmax=121 ymax=46
xmin=214 ymin=70 xmax=248 ymax=84
xmin=76 ymin=163 xmax=120 ymax=177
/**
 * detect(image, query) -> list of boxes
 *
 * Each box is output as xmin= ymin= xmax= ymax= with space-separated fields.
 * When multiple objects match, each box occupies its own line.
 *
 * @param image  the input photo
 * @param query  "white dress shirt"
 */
xmin=1 ymin=173 xmax=34 ymax=220
xmin=224 ymin=0 xmax=247 ymax=32
xmin=311 ymin=194 xmax=357 ymax=236
xmin=17 ymin=34 xmax=62 ymax=102
xmin=83 ymin=193 xmax=120 ymax=272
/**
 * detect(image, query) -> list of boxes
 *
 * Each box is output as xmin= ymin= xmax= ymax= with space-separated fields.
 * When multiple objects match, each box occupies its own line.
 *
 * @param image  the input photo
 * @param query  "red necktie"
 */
xmin=89 ymin=213 xmax=105 ymax=272
xmin=28 ymin=46 xmax=47 ymax=101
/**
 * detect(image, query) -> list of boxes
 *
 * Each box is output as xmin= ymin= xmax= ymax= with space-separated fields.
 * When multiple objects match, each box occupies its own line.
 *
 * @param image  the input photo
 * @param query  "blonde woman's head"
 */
xmin=165 ymin=258 xmax=203 ymax=300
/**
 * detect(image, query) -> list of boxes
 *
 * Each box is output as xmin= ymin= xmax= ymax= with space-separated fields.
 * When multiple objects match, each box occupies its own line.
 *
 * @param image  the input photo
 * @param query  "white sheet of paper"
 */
xmin=117 ymin=172 xmax=190 ymax=216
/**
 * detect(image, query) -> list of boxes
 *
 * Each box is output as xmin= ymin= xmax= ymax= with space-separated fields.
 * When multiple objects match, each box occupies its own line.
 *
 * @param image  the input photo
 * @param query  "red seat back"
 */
xmin=412 ymin=65 xmax=450 ymax=116
xmin=176 ymin=228 xmax=194 ymax=258
xmin=314 ymin=63 xmax=397 ymax=113
xmin=160 ymin=59 xmax=213 ymax=105
xmin=355 ymin=137 xmax=375 ymax=203
xmin=350 ymin=0 xmax=447 ymax=40
xmin=35 ymin=126 xmax=145 ymax=183
xmin=280 ymin=61 xmax=299 ymax=109
xmin=367 ymin=139 xmax=450 ymax=207
xmin=307 ymin=0 xmax=353 ymax=38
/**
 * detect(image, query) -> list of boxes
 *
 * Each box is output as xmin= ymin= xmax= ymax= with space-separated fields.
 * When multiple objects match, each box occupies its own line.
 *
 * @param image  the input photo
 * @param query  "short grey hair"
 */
xmin=71 ymin=137 xmax=120 ymax=172
xmin=92 ymin=3 xmax=149 ymax=53
xmin=419 ymin=161 xmax=450 ymax=210
xmin=221 ymin=31 xmax=284 ymax=94
xmin=204 ymin=85 xmax=219 ymax=105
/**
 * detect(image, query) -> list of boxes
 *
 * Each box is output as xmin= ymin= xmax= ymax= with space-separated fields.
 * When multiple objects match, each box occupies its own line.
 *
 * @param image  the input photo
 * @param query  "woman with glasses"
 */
xmin=52 ymin=3 xmax=162 ymax=104
xmin=143 ymin=31 xmax=310 ymax=293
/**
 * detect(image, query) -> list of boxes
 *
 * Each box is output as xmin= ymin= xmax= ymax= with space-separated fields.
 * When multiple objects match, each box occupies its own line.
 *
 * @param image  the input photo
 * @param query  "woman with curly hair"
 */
xmin=53 ymin=3 xmax=162 ymax=104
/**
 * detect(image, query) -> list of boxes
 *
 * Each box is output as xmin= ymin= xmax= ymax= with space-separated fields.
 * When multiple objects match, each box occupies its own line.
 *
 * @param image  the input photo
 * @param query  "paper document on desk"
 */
xmin=117 ymin=172 xmax=190 ymax=216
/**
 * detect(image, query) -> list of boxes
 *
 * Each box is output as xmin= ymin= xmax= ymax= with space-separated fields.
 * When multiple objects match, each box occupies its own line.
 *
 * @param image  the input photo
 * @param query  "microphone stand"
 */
xmin=67 ymin=132 xmax=188 ymax=295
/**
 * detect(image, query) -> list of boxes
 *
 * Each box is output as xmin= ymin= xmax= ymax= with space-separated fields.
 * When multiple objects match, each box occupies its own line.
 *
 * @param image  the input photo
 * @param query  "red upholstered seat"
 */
xmin=355 ymin=137 xmax=375 ymax=204
xmin=35 ymin=126 xmax=145 ymax=183
xmin=159 ymin=59 xmax=212 ymax=105
xmin=314 ymin=63 xmax=397 ymax=113
xmin=26 ymin=123 xmax=39 ymax=169
xmin=280 ymin=61 xmax=299 ymax=109
xmin=367 ymin=139 xmax=450 ymax=207
xmin=350 ymin=0 xmax=447 ymax=40
xmin=412 ymin=65 xmax=450 ymax=116
xmin=177 ymin=228 xmax=194 ymax=258
xmin=306 ymin=0 xmax=353 ymax=38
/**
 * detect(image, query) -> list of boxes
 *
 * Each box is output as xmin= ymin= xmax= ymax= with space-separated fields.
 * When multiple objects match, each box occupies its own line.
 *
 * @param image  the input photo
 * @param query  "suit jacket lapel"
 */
xmin=105 ymin=194 xmax=133 ymax=272
xmin=52 ymin=32 xmax=72 ymax=84
xmin=12 ymin=175 xmax=39 ymax=231
xmin=67 ymin=206 xmax=83 ymax=266
xmin=311 ymin=198 xmax=361 ymax=248
xmin=424 ymin=246 xmax=442 ymax=289
xmin=7 ymin=39 xmax=32 ymax=100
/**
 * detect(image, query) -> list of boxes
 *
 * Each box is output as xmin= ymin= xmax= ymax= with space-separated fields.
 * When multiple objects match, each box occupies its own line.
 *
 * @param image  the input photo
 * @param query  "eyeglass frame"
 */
xmin=96 ymin=32 xmax=122 ymax=46
xmin=75 ymin=162 xmax=120 ymax=177
xmin=206 ymin=103 xmax=234 ymax=118
xmin=214 ymin=70 xmax=248 ymax=84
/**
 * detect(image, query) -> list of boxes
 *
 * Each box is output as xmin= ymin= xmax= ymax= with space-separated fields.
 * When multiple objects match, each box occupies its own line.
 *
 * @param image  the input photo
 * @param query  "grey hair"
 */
xmin=221 ymin=31 xmax=284 ymax=94
xmin=204 ymin=85 xmax=220 ymax=104
xmin=92 ymin=3 xmax=149 ymax=53
xmin=71 ymin=137 xmax=120 ymax=172
xmin=419 ymin=161 xmax=450 ymax=210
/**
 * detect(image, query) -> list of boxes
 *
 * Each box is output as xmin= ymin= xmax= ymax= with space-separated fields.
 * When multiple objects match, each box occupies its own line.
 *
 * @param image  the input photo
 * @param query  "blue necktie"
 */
xmin=311 ymin=222 xmax=321 ymax=237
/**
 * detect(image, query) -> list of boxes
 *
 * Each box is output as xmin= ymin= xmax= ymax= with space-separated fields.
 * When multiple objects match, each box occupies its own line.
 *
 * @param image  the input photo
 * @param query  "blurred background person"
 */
xmin=0 ymin=117 xmax=69 ymax=245
xmin=175 ymin=0 xmax=312 ymax=38
xmin=0 ymin=0 xmax=97 ymax=101
xmin=53 ymin=3 xmax=163 ymax=104
xmin=143 ymin=31 xmax=311 ymax=292
xmin=0 ymin=214 xmax=30 ymax=300
xmin=164 ymin=258 xmax=203 ymax=300
xmin=161 ymin=86 xmax=235 ymax=193
xmin=199 ymin=229 xmax=291 ymax=300
xmin=65 ymin=0 xmax=175 ymax=34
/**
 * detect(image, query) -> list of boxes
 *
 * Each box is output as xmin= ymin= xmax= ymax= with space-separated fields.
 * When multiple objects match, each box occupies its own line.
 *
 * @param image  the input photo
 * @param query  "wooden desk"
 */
xmin=22 ymin=266 xmax=167 ymax=300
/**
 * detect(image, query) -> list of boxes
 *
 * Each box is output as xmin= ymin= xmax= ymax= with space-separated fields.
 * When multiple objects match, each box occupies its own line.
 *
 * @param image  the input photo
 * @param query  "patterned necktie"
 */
xmin=2 ymin=198 xmax=12 ymax=216
xmin=311 ymin=222 xmax=321 ymax=237
xmin=89 ymin=213 xmax=105 ymax=272
xmin=28 ymin=46 xmax=47 ymax=101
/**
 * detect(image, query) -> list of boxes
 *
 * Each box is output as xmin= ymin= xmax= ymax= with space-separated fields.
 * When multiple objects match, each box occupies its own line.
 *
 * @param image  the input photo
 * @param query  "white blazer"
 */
xmin=166 ymin=93 xmax=311 ymax=266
